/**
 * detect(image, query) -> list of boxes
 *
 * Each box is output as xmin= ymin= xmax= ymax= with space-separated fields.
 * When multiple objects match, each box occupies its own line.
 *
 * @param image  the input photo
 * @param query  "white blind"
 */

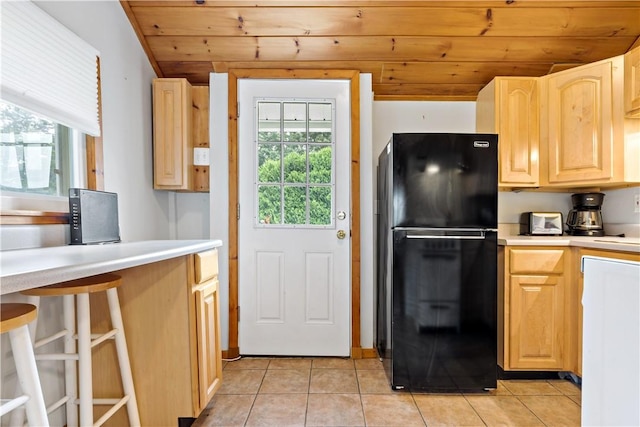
xmin=0 ymin=1 xmax=101 ymax=136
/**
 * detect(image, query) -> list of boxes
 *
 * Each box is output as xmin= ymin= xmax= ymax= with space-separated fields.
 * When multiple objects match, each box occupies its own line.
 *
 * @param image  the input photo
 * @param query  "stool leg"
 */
xmin=63 ymin=294 xmax=79 ymax=427
xmin=77 ymin=293 xmax=93 ymax=427
xmin=9 ymin=295 xmax=40 ymax=427
xmin=106 ymin=288 xmax=141 ymax=426
xmin=10 ymin=324 xmax=49 ymax=427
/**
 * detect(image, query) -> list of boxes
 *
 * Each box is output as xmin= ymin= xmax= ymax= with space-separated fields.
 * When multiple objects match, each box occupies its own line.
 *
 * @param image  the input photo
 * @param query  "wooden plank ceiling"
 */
xmin=121 ymin=0 xmax=640 ymax=101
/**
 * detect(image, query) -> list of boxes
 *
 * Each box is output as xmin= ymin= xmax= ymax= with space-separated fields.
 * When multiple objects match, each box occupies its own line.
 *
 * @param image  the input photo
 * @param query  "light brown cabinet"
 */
xmin=476 ymin=77 xmax=539 ymax=188
xmin=152 ymin=78 xmax=209 ymax=192
xmin=570 ymin=248 xmax=640 ymax=377
xmin=191 ymin=250 xmax=222 ymax=409
xmin=625 ymin=46 xmax=640 ymax=118
xmin=91 ymin=250 xmax=222 ymax=426
xmin=499 ymin=247 xmax=571 ymax=371
xmin=540 ymin=55 xmax=640 ymax=187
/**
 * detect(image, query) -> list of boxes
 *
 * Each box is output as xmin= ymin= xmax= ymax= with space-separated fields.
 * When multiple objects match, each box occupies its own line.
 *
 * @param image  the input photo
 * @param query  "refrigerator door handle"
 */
xmin=405 ymin=233 xmax=486 ymax=240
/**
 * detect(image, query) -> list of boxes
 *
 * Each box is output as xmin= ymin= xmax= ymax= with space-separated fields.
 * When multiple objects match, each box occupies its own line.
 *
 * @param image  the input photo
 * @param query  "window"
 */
xmin=0 ymin=101 xmax=86 ymax=197
xmin=255 ymin=99 xmax=335 ymax=227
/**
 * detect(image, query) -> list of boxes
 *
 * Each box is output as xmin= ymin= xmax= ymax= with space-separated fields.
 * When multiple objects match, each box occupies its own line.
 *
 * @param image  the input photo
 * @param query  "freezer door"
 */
xmin=391 ymin=133 xmax=497 ymax=228
xmin=389 ymin=229 xmax=497 ymax=392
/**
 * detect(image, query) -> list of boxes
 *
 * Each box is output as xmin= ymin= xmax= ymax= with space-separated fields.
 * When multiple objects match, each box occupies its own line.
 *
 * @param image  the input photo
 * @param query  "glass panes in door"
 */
xmin=256 ymin=100 xmax=335 ymax=227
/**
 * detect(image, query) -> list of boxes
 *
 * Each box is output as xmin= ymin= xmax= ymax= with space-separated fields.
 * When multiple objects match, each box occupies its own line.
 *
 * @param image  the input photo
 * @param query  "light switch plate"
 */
xmin=194 ymin=147 xmax=209 ymax=166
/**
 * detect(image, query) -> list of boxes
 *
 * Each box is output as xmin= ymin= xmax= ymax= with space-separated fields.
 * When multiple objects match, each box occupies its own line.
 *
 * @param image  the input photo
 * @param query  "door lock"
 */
xmin=337 ymin=230 xmax=347 ymax=239
xmin=337 ymin=211 xmax=346 ymax=220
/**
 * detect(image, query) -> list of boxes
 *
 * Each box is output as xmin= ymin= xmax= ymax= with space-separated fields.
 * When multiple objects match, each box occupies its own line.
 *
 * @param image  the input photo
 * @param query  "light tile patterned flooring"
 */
xmin=193 ymin=357 xmax=581 ymax=427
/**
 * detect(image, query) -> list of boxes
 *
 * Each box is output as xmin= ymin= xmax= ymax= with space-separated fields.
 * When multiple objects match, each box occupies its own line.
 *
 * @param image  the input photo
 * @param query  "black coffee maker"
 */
xmin=566 ymin=192 xmax=605 ymax=236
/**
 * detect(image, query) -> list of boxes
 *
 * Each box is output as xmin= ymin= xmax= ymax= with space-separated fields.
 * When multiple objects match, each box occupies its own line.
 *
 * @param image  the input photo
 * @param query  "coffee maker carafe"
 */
xmin=566 ymin=192 xmax=605 ymax=236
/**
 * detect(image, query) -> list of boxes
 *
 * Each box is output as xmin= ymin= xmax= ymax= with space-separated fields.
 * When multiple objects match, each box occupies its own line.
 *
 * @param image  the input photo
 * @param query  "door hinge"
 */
xmin=237 ymin=306 xmax=240 ymax=321
xmin=236 ymin=203 xmax=240 ymax=220
xmin=236 ymin=102 xmax=239 ymax=118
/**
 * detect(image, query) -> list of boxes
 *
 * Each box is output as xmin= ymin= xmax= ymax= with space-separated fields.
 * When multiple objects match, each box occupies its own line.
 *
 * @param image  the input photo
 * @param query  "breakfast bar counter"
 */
xmin=0 ymin=239 xmax=224 ymax=426
xmin=0 ymin=239 xmax=222 ymax=295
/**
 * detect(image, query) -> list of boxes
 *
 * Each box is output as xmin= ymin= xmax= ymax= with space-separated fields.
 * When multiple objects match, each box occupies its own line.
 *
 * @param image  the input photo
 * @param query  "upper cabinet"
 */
xmin=152 ymin=78 xmax=209 ymax=192
xmin=542 ymin=57 xmax=617 ymax=185
xmin=477 ymin=77 xmax=539 ymax=188
xmin=538 ymin=55 xmax=640 ymax=188
xmin=625 ymin=46 xmax=640 ymax=118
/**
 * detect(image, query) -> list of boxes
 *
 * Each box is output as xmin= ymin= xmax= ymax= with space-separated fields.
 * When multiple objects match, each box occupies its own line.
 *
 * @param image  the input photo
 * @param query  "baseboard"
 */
xmin=222 ymin=347 xmax=240 ymax=360
xmin=361 ymin=348 xmax=379 ymax=359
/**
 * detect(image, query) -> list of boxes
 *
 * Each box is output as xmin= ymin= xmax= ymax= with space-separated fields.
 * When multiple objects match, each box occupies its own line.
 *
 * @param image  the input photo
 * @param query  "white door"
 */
xmin=238 ymin=79 xmax=351 ymax=356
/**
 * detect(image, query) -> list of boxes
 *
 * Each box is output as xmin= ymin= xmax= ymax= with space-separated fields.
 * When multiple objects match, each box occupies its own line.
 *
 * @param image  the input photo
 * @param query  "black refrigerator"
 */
xmin=375 ymin=133 xmax=498 ymax=392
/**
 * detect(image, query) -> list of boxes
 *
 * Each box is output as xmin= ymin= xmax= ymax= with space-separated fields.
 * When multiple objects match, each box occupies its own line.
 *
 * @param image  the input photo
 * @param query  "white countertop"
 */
xmin=0 ymin=239 xmax=222 ymax=295
xmin=498 ymin=235 xmax=640 ymax=253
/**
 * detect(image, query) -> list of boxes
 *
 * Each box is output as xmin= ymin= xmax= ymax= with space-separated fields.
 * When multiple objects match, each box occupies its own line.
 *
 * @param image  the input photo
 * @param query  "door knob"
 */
xmin=337 ymin=230 xmax=347 ymax=239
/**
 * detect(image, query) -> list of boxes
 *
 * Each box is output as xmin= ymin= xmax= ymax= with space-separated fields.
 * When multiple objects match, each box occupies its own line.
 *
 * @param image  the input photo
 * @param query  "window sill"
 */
xmin=0 ymin=210 xmax=69 ymax=225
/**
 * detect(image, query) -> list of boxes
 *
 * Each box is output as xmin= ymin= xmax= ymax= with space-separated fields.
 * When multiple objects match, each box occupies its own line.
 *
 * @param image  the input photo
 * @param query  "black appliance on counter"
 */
xmin=566 ymin=192 xmax=605 ymax=236
xmin=375 ymin=133 xmax=498 ymax=392
xmin=69 ymin=188 xmax=121 ymax=245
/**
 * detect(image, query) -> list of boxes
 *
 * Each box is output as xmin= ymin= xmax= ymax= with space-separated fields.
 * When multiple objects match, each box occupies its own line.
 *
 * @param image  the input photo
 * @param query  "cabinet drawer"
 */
xmin=509 ymin=249 xmax=565 ymax=274
xmin=195 ymin=250 xmax=219 ymax=284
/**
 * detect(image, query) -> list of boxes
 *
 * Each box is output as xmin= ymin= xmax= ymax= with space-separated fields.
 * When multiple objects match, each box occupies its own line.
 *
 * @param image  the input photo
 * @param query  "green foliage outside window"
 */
xmin=257 ymin=130 xmax=333 ymax=226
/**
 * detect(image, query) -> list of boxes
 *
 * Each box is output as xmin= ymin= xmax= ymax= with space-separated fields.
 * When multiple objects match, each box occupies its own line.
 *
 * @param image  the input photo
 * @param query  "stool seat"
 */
xmin=22 ymin=273 xmax=122 ymax=296
xmin=1 ymin=303 xmax=49 ymax=426
xmin=1 ymin=303 xmax=37 ymax=332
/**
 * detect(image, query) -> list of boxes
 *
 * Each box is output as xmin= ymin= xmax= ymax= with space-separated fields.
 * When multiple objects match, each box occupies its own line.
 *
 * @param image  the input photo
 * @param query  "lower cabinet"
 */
xmin=191 ymin=250 xmax=223 ymax=409
xmin=90 ymin=250 xmax=221 ymax=426
xmin=499 ymin=246 xmax=571 ymax=371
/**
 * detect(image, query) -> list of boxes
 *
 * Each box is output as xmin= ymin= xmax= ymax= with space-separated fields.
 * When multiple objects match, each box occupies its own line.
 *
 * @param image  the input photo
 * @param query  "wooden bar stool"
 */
xmin=0 ymin=303 xmax=49 ymax=426
xmin=22 ymin=274 xmax=140 ymax=427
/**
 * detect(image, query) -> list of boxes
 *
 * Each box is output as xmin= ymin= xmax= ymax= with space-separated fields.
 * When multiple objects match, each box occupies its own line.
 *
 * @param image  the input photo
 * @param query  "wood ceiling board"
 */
xmin=372 ymin=83 xmax=485 ymax=96
xmin=126 ymin=1 xmax=640 ymax=9
xmin=381 ymin=62 xmax=552 ymax=84
xmin=145 ymin=36 xmax=634 ymax=63
xmin=131 ymin=6 xmax=640 ymax=38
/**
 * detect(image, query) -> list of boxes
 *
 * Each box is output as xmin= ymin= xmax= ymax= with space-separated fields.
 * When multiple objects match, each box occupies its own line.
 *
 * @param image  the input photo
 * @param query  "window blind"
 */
xmin=0 ymin=1 xmax=101 ymax=136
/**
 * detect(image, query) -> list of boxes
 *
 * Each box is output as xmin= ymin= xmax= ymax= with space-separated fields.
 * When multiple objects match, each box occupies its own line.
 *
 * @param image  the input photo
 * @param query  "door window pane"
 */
xmin=258 ymin=144 xmax=281 ymax=183
xmin=309 ymin=145 xmax=332 ymax=184
xmin=258 ymin=185 xmax=281 ymax=225
xmin=283 ymin=103 xmax=306 ymax=142
xmin=284 ymin=186 xmax=306 ymax=225
xmin=283 ymin=144 xmax=307 ymax=183
xmin=309 ymin=186 xmax=331 ymax=225
xmin=309 ymin=103 xmax=333 ymax=142
xmin=258 ymin=102 xmax=281 ymax=142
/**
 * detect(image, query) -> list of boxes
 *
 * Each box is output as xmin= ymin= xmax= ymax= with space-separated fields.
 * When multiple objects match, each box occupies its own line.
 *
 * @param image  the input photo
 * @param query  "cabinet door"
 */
xmin=476 ymin=78 xmax=539 ymax=187
xmin=497 ymin=79 xmax=540 ymax=185
xmin=625 ymin=46 xmax=640 ymax=118
xmin=194 ymin=279 xmax=222 ymax=410
xmin=153 ymin=79 xmax=192 ymax=189
xmin=546 ymin=61 xmax=613 ymax=183
xmin=509 ymin=275 xmax=564 ymax=370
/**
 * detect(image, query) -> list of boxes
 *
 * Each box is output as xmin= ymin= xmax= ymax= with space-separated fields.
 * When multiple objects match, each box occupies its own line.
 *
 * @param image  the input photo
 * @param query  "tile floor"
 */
xmin=193 ymin=357 xmax=581 ymax=427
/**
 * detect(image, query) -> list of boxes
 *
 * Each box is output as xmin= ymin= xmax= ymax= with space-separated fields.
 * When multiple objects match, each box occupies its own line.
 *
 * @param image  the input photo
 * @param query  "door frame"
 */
xmin=226 ymin=69 xmax=361 ymax=358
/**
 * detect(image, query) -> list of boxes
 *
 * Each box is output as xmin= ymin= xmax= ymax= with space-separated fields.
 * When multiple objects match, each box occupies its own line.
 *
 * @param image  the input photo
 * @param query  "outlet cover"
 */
xmin=194 ymin=147 xmax=209 ymax=166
